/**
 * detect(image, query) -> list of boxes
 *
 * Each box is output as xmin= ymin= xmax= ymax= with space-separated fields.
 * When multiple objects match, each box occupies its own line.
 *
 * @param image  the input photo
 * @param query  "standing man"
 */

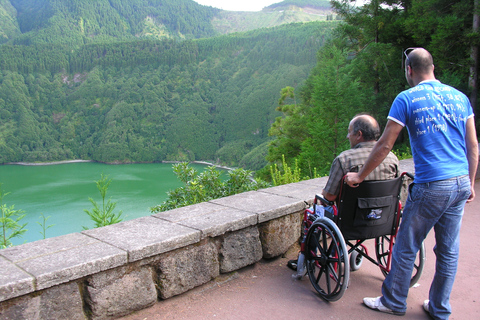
xmin=322 ymin=113 xmax=399 ymax=202
xmin=346 ymin=48 xmax=478 ymax=319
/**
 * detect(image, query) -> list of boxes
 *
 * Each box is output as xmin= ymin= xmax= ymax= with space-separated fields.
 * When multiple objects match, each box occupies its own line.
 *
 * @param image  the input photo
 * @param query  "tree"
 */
xmin=267 ymin=86 xmax=308 ymax=165
xmin=331 ymin=0 xmax=478 ymax=133
xmin=470 ymin=0 xmax=479 ymax=111
xmin=299 ymin=43 xmax=364 ymax=175
xmin=267 ymin=43 xmax=365 ymax=178
xmin=404 ymin=0 xmax=473 ymax=90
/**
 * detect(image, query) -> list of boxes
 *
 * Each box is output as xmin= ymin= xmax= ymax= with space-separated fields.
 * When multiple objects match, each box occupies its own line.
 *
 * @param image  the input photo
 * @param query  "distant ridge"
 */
xmin=0 ymin=0 xmax=334 ymax=45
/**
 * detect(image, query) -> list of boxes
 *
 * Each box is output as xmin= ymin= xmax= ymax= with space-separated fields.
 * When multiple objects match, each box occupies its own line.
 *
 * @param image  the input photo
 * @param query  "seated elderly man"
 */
xmin=322 ymin=114 xmax=399 ymax=202
xmin=288 ymin=114 xmax=399 ymax=274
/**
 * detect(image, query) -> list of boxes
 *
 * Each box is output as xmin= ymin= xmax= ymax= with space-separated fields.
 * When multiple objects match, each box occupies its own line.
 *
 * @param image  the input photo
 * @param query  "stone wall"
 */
xmin=0 ymin=158 xmax=425 ymax=320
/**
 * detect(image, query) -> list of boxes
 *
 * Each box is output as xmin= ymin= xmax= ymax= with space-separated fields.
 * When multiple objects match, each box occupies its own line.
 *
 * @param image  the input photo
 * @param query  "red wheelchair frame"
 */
xmin=293 ymin=172 xmax=425 ymax=301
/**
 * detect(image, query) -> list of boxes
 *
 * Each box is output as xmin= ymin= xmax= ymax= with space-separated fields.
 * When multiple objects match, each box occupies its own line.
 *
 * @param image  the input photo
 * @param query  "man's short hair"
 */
xmin=352 ymin=115 xmax=380 ymax=141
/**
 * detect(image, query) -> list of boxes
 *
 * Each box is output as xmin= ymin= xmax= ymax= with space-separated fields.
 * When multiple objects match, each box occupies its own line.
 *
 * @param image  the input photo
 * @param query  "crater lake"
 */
xmin=0 ymin=162 xmax=210 ymax=246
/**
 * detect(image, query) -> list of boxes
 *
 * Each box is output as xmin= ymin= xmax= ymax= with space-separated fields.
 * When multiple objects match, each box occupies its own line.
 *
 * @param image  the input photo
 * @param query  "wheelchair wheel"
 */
xmin=375 ymin=235 xmax=425 ymax=287
xmin=350 ymin=248 xmax=364 ymax=271
xmin=305 ymin=218 xmax=350 ymax=301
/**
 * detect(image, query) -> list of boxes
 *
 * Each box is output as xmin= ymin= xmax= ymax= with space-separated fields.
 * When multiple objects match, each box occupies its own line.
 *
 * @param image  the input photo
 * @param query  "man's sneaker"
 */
xmin=363 ymin=296 xmax=406 ymax=316
xmin=287 ymin=259 xmax=298 ymax=271
xmin=423 ymin=300 xmax=430 ymax=314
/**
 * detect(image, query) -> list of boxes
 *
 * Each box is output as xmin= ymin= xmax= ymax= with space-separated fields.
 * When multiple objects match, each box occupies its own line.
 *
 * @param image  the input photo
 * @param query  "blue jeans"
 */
xmin=380 ymin=175 xmax=471 ymax=319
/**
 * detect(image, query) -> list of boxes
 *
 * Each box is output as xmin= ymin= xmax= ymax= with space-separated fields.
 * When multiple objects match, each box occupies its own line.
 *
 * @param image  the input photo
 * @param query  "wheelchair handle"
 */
xmin=403 ymin=172 xmax=415 ymax=180
xmin=315 ymin=194 xmax=334 ymax=206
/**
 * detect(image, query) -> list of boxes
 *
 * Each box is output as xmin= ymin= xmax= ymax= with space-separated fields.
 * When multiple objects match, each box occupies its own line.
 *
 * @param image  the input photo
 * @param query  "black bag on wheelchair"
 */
xmin=337 ymin=176 xmax=404 ymax=241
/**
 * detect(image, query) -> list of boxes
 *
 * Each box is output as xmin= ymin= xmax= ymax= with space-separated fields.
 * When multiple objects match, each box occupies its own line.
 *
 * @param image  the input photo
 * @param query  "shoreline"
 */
xmin=191 ymin=161 xmax=235 ymax=171
xmin=5 ymin=160 xmax=94 ymax=166
xmin=3 ymin=160 xmax=236 ymax=171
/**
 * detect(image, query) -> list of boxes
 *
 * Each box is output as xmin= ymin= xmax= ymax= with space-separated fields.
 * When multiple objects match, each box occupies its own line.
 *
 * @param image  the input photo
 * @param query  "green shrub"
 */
xmin=84 ymin=174 xmax=123 ymax=228
xmin=151 ymin=163 xmax=270 ymax=212
xmin=0 ymin=185 xmax=27 ymax=248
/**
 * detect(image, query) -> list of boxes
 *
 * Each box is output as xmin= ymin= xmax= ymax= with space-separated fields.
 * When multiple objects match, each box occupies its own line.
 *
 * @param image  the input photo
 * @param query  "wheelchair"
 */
xmin=293 ymin=172 xmax=425 ymax=301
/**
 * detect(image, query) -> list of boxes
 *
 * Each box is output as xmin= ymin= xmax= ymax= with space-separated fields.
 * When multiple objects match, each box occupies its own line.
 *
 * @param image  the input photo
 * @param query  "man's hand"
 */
xmin=467 ymin=185 xmax=476 ymax=203
xmin=345 ymin=172 xmax=362 ymax=187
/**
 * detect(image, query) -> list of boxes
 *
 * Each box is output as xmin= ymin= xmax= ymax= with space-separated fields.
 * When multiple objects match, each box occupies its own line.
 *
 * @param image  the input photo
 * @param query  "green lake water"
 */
xmin=0 ymin=162 xmax=207 ymax=245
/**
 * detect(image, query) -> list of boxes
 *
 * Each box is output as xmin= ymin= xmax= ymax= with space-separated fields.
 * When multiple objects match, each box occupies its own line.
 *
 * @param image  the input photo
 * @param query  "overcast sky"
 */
xmin=193 ymin=1 xmax=280 ymax=12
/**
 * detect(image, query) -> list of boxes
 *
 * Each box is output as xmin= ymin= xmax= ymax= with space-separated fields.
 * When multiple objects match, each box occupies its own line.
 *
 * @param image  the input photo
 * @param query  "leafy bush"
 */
xmin=392 ymin=144 xmax=413 ymax=160
xmin=269 ymin=154 xmax=321 ymax=186
xmin=0 ymin=185 xmax=27 ymax=248
xmin=151 ymin=163 xmax=270 ymax=212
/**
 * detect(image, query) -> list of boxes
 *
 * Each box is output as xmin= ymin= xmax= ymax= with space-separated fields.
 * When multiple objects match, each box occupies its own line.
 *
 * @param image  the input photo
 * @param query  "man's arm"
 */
xmin=465 ymin=117 xmax=478 ymax=202
xmin=322 ymin=190 xmax=337 ymax=202
xmin=321 ymin=156 xmax=343 ymax=202
xmin=345 ymin=120 xmax=403 ymax=187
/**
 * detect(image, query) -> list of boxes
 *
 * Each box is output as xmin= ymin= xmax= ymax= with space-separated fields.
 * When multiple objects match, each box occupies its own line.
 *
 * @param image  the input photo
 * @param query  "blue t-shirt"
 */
xmin=388 ymin=80 xmax=474 ymax=183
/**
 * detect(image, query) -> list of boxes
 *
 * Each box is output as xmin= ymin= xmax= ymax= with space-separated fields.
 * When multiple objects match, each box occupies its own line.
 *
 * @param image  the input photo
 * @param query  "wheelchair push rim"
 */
xmin=305 ymin=218 xmax=350 ymax=301
xmin=375 ymin=235 xmax=426 ymax=287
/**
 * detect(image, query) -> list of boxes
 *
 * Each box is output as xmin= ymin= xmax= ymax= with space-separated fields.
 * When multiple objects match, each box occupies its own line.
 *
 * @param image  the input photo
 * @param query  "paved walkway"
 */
xmin=119 ymin=183 xmax=480 ymax=320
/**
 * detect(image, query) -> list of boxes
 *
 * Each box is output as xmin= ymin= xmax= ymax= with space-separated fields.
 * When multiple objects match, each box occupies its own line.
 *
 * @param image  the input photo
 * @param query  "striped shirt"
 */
xmin=323 ymin=141 xmax=399 ymax=197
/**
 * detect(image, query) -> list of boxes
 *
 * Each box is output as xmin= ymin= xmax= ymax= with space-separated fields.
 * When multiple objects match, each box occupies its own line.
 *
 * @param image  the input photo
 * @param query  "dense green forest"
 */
xmin=0 ymin=0 xmax=478 ymax=178
xmin=263 ymin=0 xmax=479 ymax=179
xmin=0 ymin=0 xmax=333 ymax=44
xmin=1 ymin=0 xmax=220 ymax=45
xmin=0 ymin=0 xmax=336 ymax=168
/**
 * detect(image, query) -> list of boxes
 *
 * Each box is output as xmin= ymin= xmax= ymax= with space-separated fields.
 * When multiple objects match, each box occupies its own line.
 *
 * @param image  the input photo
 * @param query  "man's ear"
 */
xmin=407 ymin=65 xmax=413 ymax=76
xmin=356 ymin=130 xmax=363 ymax=141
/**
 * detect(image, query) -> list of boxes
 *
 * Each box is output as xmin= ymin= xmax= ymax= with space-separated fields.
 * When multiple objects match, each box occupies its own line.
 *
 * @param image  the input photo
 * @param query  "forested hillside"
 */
xmin=0 ymin=0 xmax=334 ymax=45
xmin=211 ymin=0 xmax=335 ymax=35
xmin=4 ymin=0 xmax=475 ymax=178
xmin=0 ymin=20 xmax=335 ymax=167
xmin=1 ymin=0 xmax=220 ymax=45
xmin=0 ymin=0 xmax=338 ymax=169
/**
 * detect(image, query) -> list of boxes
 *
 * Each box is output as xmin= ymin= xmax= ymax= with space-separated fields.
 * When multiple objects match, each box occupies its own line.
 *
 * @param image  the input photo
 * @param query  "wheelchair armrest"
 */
xmin=315 ymin=194 xmax=334 ymax=206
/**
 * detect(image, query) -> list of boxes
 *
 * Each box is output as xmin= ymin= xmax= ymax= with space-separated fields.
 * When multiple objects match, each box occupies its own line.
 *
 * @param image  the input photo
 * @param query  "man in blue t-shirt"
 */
xmin=345 ymin=48 xmax=478 ymax=319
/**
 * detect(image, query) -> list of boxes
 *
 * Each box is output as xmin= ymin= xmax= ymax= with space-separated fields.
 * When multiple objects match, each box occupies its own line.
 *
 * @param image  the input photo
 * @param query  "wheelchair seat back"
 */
xmin=336 ymin=175 xmax=404 ymax=241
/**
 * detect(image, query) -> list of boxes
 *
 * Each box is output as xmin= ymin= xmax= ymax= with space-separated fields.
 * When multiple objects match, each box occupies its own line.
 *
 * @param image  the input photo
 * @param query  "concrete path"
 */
xmin=119 ymin=183 xmax=480 ymax=320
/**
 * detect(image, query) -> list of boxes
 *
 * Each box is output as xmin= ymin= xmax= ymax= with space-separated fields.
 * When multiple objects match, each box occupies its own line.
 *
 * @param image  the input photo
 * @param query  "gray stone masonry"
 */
xmin=0 ymin=158 xmax=468 ymax=320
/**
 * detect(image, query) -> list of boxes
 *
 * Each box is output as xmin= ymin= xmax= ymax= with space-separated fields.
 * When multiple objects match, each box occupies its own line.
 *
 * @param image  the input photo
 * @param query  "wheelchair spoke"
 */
xmin=316 ymin=264 xmax=327 ymax=285
xmin=305 ymin=219 xmax=349 ymax=301
xmin=375 ymin=235 xmax=425 ymax=287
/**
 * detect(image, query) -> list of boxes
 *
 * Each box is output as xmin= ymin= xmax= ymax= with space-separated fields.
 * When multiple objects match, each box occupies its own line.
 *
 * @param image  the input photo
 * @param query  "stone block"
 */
xmin=219 ymin=226 xmax=263 ymax=273
xmin=153 ymin=202 xmax=224 ymax=221
xmin=154 ymin=202 xmax=258 ymax=239
xmin=399 ymin=158 xmax=415 ymax=174
xmin=83 ymin=216 xmax=200 ymax=262
xmin=153 ymin=240 xmax=219 ymax=299
xmin=85 ymin=266 xmax=157 ymax=320
xmin=0 ymin=233 xmax=127 ymax=291
xmin=0 ymin=257 xmax=34 ymax=302
xmin=258 ymin=212 xmax=302 ymax=259
xmin=0 ymin=282 xmax=85 ymax=320
xmin=262 ymin=177 xmax=329 ymax=203
xmin=210 ymin=191 xmax=304 ymax=223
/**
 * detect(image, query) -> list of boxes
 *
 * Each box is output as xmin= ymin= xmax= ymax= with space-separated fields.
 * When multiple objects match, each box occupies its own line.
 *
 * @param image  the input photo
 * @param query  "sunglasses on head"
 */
xmin=403 ymin=47 xmax=421 ymax=67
